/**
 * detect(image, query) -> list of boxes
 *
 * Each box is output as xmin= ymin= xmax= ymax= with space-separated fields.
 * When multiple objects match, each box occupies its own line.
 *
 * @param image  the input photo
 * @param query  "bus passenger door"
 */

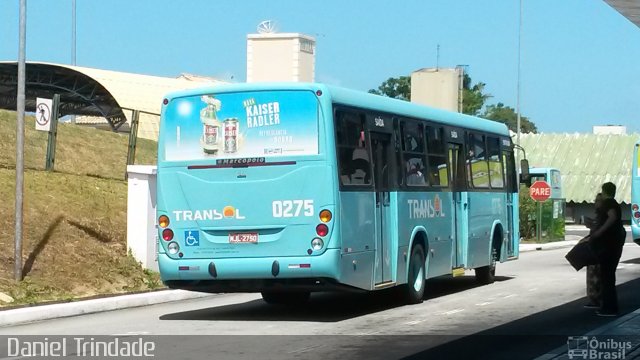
xmin=371 ymin=132 xmax=393 ymax=284
xmin=449 ymin=143 xmax=468 ymax=268
xmin=503 ymin=150 xmax=517 ymax=258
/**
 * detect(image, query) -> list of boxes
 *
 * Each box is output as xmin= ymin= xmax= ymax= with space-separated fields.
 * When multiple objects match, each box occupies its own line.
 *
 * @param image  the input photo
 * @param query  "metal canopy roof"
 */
xmin=605 ymin=0 xmax=640 ymax=27
xmin=519 ymin=133 xmax=639 ymax=204
xmin=0 ymin=62 xmax=225 ymax=136
xmin=0 ymin=62 xmax=127 ymax=130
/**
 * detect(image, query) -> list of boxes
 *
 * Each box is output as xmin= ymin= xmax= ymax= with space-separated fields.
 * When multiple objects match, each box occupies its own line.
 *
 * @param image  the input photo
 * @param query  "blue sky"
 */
xmin=1 ymin=0 xmax=639 ymax=133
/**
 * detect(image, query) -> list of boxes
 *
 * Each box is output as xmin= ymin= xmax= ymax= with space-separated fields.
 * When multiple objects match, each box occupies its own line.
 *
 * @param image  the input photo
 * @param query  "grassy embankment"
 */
xmin=0 ymin=110 xmax=162 ymax=306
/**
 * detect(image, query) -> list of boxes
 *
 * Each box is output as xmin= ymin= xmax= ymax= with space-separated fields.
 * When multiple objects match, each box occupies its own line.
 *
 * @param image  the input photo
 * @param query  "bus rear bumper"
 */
xmin=157 ymin=249 xmax=357 ymax=293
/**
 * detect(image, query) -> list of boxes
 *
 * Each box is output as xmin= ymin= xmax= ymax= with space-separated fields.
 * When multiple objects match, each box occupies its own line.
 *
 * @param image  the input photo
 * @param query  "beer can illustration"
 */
xmin=223 ymin=118 xmax=239 ymax=153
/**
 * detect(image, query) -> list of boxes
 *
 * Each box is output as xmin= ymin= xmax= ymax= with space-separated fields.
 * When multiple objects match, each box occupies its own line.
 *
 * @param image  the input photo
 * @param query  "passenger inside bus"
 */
xmin=339 ymin=148 xmax=371 ymax=185
xmin=406 ymin=158 xmax=426 ymax=185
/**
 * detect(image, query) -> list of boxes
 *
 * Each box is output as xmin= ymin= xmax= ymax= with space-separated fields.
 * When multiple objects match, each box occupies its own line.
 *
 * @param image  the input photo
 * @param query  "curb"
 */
xmin=519 ymin=239 xmax=581 ymax=253
xmin=0 ymin=290 xmax=212 ymax=328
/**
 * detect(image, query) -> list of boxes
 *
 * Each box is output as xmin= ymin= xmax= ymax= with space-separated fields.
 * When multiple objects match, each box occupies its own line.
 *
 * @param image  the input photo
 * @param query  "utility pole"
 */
xmin=71 ymin=0 xmax=77 ymax=124
xmin=516 ymin=0 xmax=523 ymax=170
xmin=15 ymin=0 xmax=27 ymax=281
xmin=72 ymin=0 xmax=76 ymax=66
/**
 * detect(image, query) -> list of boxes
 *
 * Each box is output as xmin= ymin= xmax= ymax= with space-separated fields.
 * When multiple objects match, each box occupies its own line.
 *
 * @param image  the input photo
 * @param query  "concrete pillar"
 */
xmin=126 ymin=165 xmax=158 ymax=271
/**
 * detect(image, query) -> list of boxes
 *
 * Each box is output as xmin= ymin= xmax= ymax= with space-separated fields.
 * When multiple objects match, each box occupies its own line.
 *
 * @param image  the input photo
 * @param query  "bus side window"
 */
xmin=487 ymin=136 xmax=504 ymax=188
xmin=336 ymin=111 xmax=371 ymax=186
xmin=426 ymin=126 xmax=448 ymax=187
xmin=406 ymin=157 xmax=426 ymax=186
xmin=467 ymin=133 xmax=489 ymax=188
xmin=401 ymin=121 xmax=427 ymax=187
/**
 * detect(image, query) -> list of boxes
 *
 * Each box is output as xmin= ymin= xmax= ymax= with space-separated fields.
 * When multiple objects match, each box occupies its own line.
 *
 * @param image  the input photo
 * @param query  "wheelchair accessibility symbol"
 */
xmin=184 ymin=231 xmax=200 ymax=246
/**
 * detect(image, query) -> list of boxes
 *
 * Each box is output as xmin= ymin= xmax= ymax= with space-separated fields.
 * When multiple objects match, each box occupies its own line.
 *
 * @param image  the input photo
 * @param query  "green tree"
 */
xmin=482 ymin=103 xmax=538 ymax=133
xmin=368 ymin=74 xmax=537 ymax=132
xmin=368 ymin=74 xmax=491 ymax=116
xmin=461 ymin=74 xmax=491 ymax=116
xmin=368 ymin=76 xmax=411 ymax=100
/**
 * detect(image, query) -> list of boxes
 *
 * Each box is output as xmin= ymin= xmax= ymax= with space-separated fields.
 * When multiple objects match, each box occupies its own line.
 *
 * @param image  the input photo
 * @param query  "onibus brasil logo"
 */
xmin=567 ymin=336 xmax=632 ymax=359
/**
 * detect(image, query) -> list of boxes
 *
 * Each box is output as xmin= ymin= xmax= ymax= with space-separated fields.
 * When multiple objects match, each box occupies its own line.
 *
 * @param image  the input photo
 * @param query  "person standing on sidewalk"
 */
xmin=583 ymin=193 xmax=604 ymax=309
xmin=588 ymin=182 xmax=625 ymax=316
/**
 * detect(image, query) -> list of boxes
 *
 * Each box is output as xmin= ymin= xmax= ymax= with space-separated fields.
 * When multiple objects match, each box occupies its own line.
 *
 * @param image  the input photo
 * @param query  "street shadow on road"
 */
xmin=400 ymin=277 xmax=640 ymax=360
xmin=159 ymin=275 xmax=514 ymax=323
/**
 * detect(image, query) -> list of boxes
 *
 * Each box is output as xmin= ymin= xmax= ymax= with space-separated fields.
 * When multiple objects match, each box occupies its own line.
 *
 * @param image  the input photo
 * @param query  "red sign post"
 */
xmin=529 ymin=180 xmax=551 ymax=243
xmin=529 ymin=181 xmax=551 ymax=202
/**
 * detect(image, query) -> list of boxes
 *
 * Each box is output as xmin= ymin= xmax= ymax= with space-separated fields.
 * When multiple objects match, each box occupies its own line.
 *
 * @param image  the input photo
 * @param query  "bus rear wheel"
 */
xmin=475 ymin=247 xmax=497 ymax=285
xmin=403 ymin=244 xmax=426 ymax=304
xmin=261 ymin=291 xmax=310 ymax=305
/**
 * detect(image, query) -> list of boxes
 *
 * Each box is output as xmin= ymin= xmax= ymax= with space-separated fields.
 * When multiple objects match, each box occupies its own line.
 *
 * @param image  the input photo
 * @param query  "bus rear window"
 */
xmin=161 ymin=90 xmax=319 ymax=161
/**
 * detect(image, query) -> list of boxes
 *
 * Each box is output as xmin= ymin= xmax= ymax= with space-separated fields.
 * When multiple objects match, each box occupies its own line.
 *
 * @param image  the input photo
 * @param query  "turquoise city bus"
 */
xmin=632 ymin=140 xmax=640 ymax=245
xmin=156 ymin=83 xmax=522 ymax=305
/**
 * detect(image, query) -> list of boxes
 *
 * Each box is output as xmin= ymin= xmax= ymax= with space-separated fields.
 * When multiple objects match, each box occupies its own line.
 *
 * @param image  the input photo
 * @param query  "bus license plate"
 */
xmin=229 ymin=232 xmax=258 ymax=243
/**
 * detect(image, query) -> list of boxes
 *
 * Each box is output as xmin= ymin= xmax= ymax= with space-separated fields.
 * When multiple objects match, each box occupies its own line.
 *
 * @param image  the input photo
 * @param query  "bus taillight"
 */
xmin=319 ymin=210 xmax=332 ymax=223
xmin=162 ymin=229 xmax=174 ymax=241
xmin=632 ymin=204 xmax=639 ymax=212
xmin=159 ymin=215 xmax=170 ymax=228
xmin=316 ymin=224 xmax=329 ymax=237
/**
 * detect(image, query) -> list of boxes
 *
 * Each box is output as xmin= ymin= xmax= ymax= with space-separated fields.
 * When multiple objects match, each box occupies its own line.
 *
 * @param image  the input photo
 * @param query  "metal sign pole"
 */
xmin=14 ymin=0 xmax=27 ymax=281
xmin=125 ymin=110 xmax=140 ymax=179
xmin=537 ymin=201 xmax=542 ymax=243
xmin=45 ymin=94 xmax=60 ymax=171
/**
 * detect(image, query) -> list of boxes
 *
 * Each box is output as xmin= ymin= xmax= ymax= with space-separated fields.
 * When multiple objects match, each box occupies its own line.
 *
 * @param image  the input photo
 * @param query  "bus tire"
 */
xmin=404 ymin=244 xmax=426 ymax=304
xmin=261 ymin=291 xmax=310 ymax=305
xmin=475 ymin=247 xmax=497 ymax=285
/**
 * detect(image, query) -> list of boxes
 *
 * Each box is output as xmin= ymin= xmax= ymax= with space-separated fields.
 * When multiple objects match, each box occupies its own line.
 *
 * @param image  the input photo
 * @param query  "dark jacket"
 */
xmin=589 ymin=198 xmax=625 ymax=260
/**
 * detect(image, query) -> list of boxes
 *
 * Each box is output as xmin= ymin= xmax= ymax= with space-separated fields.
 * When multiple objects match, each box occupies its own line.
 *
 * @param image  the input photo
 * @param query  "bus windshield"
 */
xmin=160 ymin=90 xmax=320 ymax=163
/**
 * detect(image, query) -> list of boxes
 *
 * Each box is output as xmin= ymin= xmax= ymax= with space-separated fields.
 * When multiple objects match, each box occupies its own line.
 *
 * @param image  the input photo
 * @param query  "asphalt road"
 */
xmin=566 ymin=225 xmax=635 ymax=243
xmin=1 ymin=245 xmax=639 ymax=360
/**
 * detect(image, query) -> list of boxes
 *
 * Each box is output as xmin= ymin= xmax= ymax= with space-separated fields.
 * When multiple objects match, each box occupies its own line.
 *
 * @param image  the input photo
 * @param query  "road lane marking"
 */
xmin=528 ymin=288 xmax=538 ymax=291
xmin=110 ymin=331 xmax=151 ymax=336
xmin=355 ymin=330 xmax=381 ymax=335
xmin=475 ymin=302 xmax=492 ymax=306
xmin=405 ymin=320 xmax=423 ymax=325
xmin=442 ymin=309 xmax=465 ymax=315
xmin=288 ymin=344 xmax=327 ymax=354
xmin=503 ymin=294 xmax=518 ymax=299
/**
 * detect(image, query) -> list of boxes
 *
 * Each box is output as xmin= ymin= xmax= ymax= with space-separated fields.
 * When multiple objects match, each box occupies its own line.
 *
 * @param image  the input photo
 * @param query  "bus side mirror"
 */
xmin=519 ymin=159 xmax=531 ymax=186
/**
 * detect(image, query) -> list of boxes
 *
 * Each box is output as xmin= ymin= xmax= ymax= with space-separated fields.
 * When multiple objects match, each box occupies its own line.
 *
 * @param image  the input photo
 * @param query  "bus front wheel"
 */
xmin=404 ymin=244 xmax=426 ymax=304
xmin=261 ymin=291 xmax=310 ymax=305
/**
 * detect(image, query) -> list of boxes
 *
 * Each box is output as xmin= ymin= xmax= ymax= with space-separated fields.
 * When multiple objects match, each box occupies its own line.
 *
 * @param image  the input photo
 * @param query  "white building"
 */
xmin=410 ymin=67 xmax=463 ymax=113
xmin=592 ymin=125 xmax=627 ymax=135
xmin=247 ymin=32 xmax=316 ymax=83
